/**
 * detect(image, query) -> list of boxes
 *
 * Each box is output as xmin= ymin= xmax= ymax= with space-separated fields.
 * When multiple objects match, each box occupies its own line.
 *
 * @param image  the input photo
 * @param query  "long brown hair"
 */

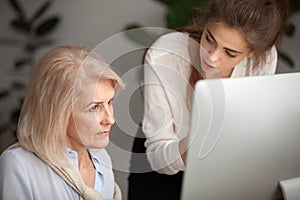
xmin=181 ymin=0 xmax=289 ymax=88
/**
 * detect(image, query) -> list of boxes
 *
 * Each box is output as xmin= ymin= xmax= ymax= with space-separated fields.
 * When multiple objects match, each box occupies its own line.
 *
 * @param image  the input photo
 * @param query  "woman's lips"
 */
xmin=202 ymin=60 xmax=216 ymax=71
xmin=97 ymin=131 xmax=110 ymax=136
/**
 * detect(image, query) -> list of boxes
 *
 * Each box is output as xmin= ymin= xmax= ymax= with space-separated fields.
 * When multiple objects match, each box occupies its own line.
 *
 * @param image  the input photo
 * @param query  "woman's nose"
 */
xmin=208 ymin=48 xmax=221 ymax=63
xmin=100 ymin=108 xmax=115 ymax=125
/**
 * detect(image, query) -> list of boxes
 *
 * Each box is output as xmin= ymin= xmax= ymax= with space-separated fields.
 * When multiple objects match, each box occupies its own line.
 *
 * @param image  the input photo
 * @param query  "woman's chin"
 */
xmin=88 ymin=139 xmax=110 ymax=149
xmin=201 ymin=65 xmax=221 ymax=78
xmin=201 ymin=64 xmax=223 ymax=79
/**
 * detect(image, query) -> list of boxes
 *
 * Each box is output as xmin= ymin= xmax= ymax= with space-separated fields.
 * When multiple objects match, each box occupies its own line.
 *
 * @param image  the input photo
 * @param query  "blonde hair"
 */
xmin=17 ymin=45 xmax=124 ymax=166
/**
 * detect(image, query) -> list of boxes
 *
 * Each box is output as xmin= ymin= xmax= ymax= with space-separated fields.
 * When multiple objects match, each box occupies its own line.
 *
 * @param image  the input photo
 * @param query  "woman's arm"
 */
xmin=142 ymin=32 xmax=192 ymax=175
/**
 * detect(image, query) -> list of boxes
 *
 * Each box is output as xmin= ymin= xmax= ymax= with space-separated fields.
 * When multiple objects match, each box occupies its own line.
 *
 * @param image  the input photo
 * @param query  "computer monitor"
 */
xmin=180 ymin=72 xmax=300 ymax=200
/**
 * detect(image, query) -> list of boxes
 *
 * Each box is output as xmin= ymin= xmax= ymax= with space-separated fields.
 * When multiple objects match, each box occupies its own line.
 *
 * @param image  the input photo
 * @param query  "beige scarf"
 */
xmin=8 ymin=143 xmax=122 ymax=200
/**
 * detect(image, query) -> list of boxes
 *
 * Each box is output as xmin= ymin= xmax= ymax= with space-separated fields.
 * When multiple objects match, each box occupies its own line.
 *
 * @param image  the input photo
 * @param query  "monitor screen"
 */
xmin=181 ymin=72 xmax=300 ymax=200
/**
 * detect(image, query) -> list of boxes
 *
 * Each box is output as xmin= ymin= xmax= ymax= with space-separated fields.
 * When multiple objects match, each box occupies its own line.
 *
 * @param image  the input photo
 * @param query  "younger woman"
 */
xmin=128 ymin=0 xmax=289 ymax=199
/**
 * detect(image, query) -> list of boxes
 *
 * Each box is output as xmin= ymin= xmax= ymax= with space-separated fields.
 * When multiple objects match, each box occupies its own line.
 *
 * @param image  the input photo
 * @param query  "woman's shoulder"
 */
xmin=0 ymin=146 xmax=41 ymax=175
xmin=154 ymin=31 xmax=190 ymax=43
xmin=145 ymin=31 xmax=196 ymax=65
xmin=0 ymin=146 xmax=36 ymax=165
xmin=1 ymin=146 xmax=30 ymax=159
xmin=149 ymin=31 xmax=190 ymax=52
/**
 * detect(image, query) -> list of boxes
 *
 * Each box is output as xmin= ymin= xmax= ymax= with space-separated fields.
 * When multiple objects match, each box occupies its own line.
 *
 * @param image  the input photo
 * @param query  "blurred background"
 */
xmin=0 ymin=0 xmax=299 ymax=199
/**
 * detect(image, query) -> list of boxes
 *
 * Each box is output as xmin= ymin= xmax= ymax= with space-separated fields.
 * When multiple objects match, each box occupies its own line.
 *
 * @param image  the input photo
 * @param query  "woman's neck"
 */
xmin=67 ymin=144 xmax=96 ymax=188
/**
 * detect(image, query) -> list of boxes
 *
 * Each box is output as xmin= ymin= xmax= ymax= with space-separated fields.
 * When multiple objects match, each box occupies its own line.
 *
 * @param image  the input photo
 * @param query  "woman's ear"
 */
xmin=247 ymin=50 xmax=254 ymax=58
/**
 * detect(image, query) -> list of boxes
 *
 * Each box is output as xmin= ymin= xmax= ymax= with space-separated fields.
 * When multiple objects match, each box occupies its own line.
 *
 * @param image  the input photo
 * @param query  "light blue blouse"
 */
xmin=0 ymin=146 xmax=115 ymax=200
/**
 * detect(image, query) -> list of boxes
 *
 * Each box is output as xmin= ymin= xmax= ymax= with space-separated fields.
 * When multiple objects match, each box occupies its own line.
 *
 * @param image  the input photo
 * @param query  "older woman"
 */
xmin=0 ymin=46 xmax=124 ymax=200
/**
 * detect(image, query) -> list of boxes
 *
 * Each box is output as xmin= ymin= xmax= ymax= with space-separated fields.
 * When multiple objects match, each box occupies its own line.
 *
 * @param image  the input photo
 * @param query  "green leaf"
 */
xmin=278 ymin=50 xmax=295 ymax=67
xmin=34 ymin=16 xmax=60 ymax=36
xmin=30 ymin=1 xmax=52 ymax=23
xmin=10 ymin=18 xmax=31 ymax=33
xmin=289 ymin=0 xmax=300 ymax=14
xmin=153 ymin=0 xmax=178 ymax=6
xmin=166 ymin=0 xmax=194 ymax=28
xmin=14 ymin=58 xmax=32 ymax=70
xmin=7 ymin=0 xmax=25 ymax=17
xmin=285 ymin=23 xmax=296 ymax=37
xmin=123 ymin=25 xmax=164 ymax=46
xmin=166 ymin=0 xmax=209 ymax=29
xmin=0 ymin=90 xmax=10 ymax=99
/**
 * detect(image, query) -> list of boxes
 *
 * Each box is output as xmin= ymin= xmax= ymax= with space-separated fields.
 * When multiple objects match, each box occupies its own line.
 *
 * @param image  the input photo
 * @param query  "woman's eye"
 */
xmin=206 ymin=34 xmax=214 ymax=45
xmin=89 ymin=105 xmax=99 ymax=112
xmin=225 ymin=51 xmax=236 ymax=58
xmin=108 ymin=99 xmax=114 ymax=105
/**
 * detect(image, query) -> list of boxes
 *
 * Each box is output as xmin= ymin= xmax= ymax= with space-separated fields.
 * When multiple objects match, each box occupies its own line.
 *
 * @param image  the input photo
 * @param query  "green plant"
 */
xmin=125 ymin=0 xmax=300 ymax=67
xmin=0 ymin=0 xmax=61 ymax=135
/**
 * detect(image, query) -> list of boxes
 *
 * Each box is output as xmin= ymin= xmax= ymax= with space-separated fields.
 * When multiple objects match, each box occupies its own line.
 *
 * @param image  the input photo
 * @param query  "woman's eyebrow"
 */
xmin=224 ymin=47 xmax=243 ymax=54
xmin=86 ymin=101 xmax=103 ymax=107
xmin=207 ymin=29 xmax=217 ymax=44
xmin=86 ymin=96 xmax=115 ymax=108
xmin=207 ymin=29 xmax=243 ymax=54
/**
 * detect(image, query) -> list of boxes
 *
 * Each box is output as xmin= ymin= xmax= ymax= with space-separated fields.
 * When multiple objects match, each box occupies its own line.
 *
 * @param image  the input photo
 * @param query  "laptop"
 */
xmin=180 ymin=72 xmax=300 ymax=200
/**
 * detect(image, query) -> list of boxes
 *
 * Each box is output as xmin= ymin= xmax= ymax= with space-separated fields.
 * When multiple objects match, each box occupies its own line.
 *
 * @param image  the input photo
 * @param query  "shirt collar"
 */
xmin=65 ymin=147 xmax=104 ymax=175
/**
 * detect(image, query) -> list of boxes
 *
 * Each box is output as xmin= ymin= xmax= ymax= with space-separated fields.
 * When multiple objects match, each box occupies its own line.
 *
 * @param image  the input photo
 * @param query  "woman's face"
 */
xmin=200 ymin=22 xmax=254 ymax=78
xmin=66 ymin=78 xmax=116 ymax=150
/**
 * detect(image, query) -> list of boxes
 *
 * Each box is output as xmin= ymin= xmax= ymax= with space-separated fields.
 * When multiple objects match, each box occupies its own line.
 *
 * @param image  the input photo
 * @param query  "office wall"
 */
xmin=0 ymin=1 xmax=299 ymax=199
